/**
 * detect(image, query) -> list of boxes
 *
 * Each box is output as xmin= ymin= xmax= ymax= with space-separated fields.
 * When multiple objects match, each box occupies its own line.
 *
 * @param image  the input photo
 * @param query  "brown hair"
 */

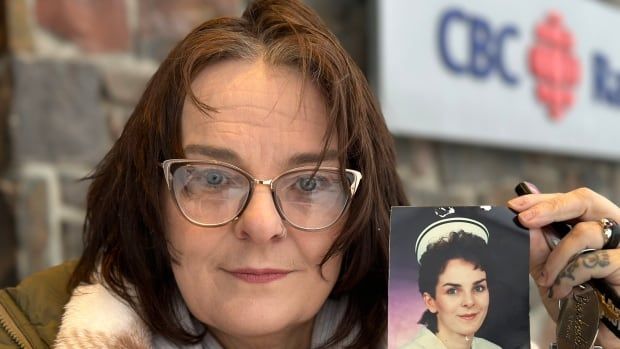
xmin=69 ymin=0 xmax=407 ymax=347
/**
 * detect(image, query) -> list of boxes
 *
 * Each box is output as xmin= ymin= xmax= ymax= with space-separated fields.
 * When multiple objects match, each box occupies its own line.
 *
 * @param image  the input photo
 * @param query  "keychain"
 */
xmin=552 ymin=251 xmax=601 ymax=349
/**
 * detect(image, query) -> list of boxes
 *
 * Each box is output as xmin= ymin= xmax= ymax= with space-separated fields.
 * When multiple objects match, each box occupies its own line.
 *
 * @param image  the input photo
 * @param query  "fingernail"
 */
xmin=524 ymin=181 xmax=540 ymax=194
xmin=520 ymin=209 xmax=537 ymax=221
xmin=507 ymin=197 xmax=521 ymax=206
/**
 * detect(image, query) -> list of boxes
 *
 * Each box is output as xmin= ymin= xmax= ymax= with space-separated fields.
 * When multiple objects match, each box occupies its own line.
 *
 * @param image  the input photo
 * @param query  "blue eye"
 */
xmin=205 ymin=171 xmax=224 ymax=186
xmin=183 ymin=168 xmax=230 ymax=195
xmin=174 ymin=164 xmax=249 ymax=203
xmin=298 ymin=177 xmax=318 ymax=192
xmin=474 ymin=285 xmax=487 ymax=293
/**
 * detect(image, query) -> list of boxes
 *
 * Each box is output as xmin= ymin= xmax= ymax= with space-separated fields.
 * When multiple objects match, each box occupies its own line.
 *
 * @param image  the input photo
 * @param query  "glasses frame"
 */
xmin=160 ymin=159 xmax=362 ymax=231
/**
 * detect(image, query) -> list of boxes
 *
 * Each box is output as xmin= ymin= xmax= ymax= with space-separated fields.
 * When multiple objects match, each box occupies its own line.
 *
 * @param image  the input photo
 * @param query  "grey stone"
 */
xmin=561 ymin=160 xmax=613 ymax=196
xmin=395 ymin=138 xmax=620 ymax=208
xmin=61 ymin=221 xmax=83 ymax=260
xmin=60 ymin=172 xmax=91 ymax=208
xmin=135 ymin=0 xmax=245 ymax=61
xmin=402 ymin=138 xmax=440 ymax=192
xmin=476 ymin=179 xmax=524 ymax=205
xmin=397 ymin=138 xmax=453 ymax=202
xmin=520 ymin=153 xmax=615 ymax=195
xmin=437 ymin=142 xmax=523 ymax=187
xmin=135 ymin=36 xmax=179 ymax=64
xmin=106 ymin=103 xmax=134 ymax=140
xmin=406 ymin=185 xmax=477 ymax=206
xmin=15 ymin=176 xmax=50 ymax=278
xmin=101 ymin=66 xmax=151 ymax=105
xmin=520 ymin=153 xmax=563 ymax=193
xmin=11 ymin=58 xmax=110 ymax=166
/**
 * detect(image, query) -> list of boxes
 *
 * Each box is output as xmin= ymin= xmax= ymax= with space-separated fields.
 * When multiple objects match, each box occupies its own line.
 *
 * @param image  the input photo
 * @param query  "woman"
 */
xmin=405 ymin=227 xmax=500 ymax=349
xmin=0 ymin=0 xmax=407 ymax=348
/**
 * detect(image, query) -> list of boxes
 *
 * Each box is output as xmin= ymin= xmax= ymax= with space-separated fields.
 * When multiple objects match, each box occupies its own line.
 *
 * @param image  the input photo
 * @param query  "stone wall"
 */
xmin=396 ymin=138 xmax=620 ymax=206
xmin=1 ymin=0 xmax=619 ymax=288
xmin=0 ymin=0 xmax=247 ymax=284
xmin=0 ymin=0 xmax=17 ymax=288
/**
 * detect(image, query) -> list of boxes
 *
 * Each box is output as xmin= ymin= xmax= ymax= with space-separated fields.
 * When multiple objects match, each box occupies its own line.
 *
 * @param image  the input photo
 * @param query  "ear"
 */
xmin=423 ymin=292 xmax=438 ymax=313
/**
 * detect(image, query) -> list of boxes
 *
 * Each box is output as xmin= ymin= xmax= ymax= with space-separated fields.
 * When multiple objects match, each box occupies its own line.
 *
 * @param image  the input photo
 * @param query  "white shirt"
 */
xmin=400 ymin=326 xmax=501 ymax=349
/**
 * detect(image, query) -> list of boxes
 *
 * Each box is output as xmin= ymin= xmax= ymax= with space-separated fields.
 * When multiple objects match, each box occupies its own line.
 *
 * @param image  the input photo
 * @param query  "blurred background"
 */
xmin=0 ymin=0 xmax=619 ymax=345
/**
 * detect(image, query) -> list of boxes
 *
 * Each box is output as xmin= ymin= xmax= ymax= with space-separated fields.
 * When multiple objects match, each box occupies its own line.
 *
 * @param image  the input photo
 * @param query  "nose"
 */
xmin=233 ymin=185 xmax=286 ymax=243
xmin=461 ymin=291 xmax=475 ymax=308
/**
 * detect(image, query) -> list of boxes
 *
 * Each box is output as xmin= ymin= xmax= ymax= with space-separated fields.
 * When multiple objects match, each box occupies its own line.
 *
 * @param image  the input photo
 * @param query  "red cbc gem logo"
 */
xmin=528 ymin=12 xmax=581 ymax=121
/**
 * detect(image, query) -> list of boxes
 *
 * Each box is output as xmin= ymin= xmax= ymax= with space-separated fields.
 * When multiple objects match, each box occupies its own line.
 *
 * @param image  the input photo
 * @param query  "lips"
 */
xmin=458 ymin=312 xmax=479 ymax=321
xmin=227 ymin=268 xmax=293 ymax=283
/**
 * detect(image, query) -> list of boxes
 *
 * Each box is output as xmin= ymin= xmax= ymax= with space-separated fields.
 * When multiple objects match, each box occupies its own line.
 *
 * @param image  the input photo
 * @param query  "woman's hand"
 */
xmin=508 ymin=184 xmax=620 ymax=347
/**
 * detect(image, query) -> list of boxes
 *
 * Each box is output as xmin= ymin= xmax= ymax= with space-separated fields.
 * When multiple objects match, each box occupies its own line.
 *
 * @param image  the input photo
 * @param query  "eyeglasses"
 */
xmin=161 ymin=159 xmax=362 ymax=231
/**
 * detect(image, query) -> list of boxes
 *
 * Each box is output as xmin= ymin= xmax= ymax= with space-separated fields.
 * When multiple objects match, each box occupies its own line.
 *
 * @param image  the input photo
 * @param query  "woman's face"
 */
xmin=163 ymin=59 xmax=343 ymax=340
xmin=424 ymin=258 xmax=489 ymax=338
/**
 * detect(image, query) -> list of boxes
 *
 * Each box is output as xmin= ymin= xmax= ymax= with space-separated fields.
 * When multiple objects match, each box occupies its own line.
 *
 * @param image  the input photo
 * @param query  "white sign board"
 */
xmin=378 ymin=0 xmax=620 ymax=159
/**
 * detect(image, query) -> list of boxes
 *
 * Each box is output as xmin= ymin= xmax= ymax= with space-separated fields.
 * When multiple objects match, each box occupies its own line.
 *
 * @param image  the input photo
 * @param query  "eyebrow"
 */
xmin=184 ymin=144 xmax=242 ymax=164
xmin=288 ymin=149 xmax=339 ymax=167
xmin=183 ymin=144 xmax=340 ymax=168
xmin=441 ymin=278 xmax=487 ymax=288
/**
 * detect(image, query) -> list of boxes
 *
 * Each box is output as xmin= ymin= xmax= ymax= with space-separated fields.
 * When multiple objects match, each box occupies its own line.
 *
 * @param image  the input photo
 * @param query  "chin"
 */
xmin=460 ymin=325 xmax=482 ymax=337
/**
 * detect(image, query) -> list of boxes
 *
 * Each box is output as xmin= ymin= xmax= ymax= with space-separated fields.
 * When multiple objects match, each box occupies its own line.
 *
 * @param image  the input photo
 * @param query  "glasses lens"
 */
xmin=171 ymin=163 xmax=250 ymax=225
xmin=274 ymin=169 xmax=352 ymax=229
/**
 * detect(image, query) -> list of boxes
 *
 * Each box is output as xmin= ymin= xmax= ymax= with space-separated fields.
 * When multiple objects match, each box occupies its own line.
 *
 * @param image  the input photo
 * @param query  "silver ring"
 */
xmin=601 ymin=218 xmax=613 ymax=245
xmin=601 ymin=218 xmax=620 ymax=249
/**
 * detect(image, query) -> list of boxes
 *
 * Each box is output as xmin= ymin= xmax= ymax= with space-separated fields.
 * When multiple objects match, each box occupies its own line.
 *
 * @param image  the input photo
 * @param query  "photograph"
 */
xmin=389 ymin=206 xmax=530 ymax=349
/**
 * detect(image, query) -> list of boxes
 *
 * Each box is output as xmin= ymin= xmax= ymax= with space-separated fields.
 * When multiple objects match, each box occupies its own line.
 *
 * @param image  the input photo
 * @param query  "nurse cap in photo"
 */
xmin=414 ymin=217 xmax=489 ymax=264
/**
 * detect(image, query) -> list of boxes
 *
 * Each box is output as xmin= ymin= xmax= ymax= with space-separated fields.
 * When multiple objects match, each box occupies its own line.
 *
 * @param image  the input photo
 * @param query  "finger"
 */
xmin=539 ymin=221 xmax=607 ymax=287
xmin=596 ymin=323 xmax=620 ymax=348
xmin=533 ymin=282 xmax=560 ymax=323
xmin=517 ymin=193 xmax=586 ymax=228
xmin=508 ymin=193 xmax=559 ymax=212
xmin=516 ymin=188 xmax=620 ymax=229
xmin=549 ymin=250 xmax=620 ymax=299
xmin=530 ymin=227 xmax=551 ymax=275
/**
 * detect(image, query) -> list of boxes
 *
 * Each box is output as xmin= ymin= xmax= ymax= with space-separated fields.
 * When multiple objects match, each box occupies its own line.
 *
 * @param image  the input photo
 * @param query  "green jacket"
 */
xmin=0 ymin=262 xmax=76 ymax=349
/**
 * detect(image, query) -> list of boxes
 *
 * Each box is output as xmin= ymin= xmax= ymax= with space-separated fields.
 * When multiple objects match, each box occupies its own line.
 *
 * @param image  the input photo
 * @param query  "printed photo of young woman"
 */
xmin=389 ymin=206 xmax=530 ymax=349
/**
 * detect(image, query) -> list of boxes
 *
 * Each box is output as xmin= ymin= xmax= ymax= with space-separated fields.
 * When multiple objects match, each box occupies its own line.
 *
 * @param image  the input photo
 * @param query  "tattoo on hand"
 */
xmin=555 ymin=259 xmax=579 ymax=285
xmin=582 ymin=251 xmax=610 ymax=269
xmin=554 ymin=251 xmax=610 ymax=287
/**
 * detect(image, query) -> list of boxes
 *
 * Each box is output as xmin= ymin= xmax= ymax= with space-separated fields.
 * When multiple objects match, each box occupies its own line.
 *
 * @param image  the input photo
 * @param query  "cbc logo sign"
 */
xmin=529 ymin=13 xmax=580 ymax=119
xmin=438 ymin=8 xmax=585 ymax=119
xmin=439 ymin=8 xmax=520 ymax=85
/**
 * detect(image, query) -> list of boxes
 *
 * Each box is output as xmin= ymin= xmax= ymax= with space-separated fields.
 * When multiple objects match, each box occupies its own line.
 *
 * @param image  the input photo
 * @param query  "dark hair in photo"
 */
xmin=68 ymin=0 xmax=407 ymax=347
xmin=417 ymin=230 xmax=489 ymax=333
